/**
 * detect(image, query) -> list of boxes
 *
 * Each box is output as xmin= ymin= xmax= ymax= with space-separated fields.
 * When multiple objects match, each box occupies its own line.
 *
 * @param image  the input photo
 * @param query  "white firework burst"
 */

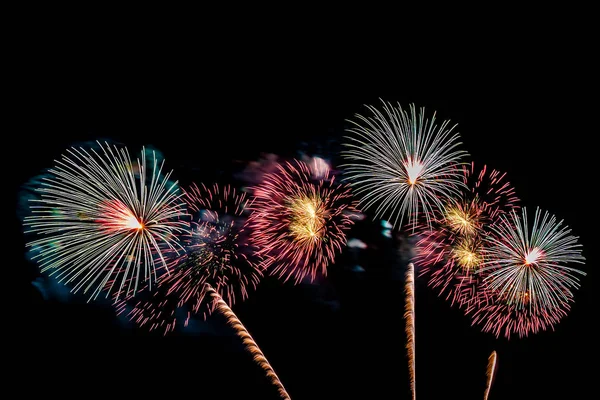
xmin=341 ymin=101 xmax=468 ymax=229
xmin=479 ymin=207 xmax=585 ymax=312
xmin=23 ymin=141 xmax=190 ymax=300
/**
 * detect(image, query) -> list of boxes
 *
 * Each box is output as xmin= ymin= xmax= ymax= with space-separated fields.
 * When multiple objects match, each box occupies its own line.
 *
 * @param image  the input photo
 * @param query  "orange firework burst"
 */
xmin=247 ymin=158 xmax=359 ymax=283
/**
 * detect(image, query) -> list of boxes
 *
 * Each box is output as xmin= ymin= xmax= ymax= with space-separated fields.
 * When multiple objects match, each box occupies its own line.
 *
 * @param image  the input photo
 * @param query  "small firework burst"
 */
xmin=23 ymin=141 xmax=189 ymax=300
xmin=413 ymin=163 xmax=519 ymax=309
xmin=118 ymin=183 xmax=263 ymax=334
xmin=341 ymin=101 xmax=468 ymax=229
xmin=469 ymin=207 xmax=585 ymax=338
xmin=248 ymin=158 xmax=359 ymax=283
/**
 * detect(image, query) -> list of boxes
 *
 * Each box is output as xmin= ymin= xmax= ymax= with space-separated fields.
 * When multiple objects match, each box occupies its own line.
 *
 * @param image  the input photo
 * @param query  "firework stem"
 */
xmin=206 ymin=284 xmax=291 ymax=400
xmin=483 ymin=350 xmax=497 ymax=400
xmin=405 ymin=263 xmax=416 ymax=400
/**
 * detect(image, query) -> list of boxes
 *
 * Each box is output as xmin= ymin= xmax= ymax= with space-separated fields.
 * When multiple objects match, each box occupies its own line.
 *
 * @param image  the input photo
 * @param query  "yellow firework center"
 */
xmin=445 ymin=206 xmax=479 ymax=235
xmin=289 ymin=195 xmax=326 ymax=242
xmin=452 ymin=238 xmax=483 ymax=269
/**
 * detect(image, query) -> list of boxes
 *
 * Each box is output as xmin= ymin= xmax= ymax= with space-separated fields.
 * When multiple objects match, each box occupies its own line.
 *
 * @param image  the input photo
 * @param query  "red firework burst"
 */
xmin=247 ymin=158 xmax=359 ymax=284
xmin=116 ymin=183 xmax=264 ymax=334
xmin=412 ymin=162 xmax=520 ymax=310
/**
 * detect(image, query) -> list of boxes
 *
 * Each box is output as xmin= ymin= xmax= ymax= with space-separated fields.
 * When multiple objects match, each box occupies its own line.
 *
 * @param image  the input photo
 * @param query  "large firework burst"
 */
xmin=469 ymin=207 xmax=585 ymax=338
xmin=413 ymin=163 xmax=519 ymax=309
xmin=247 ymin=158 xmax=359 ymax=283
xmin=23 ymin=141 xmax=189 ymax=300
xmin=119 ymin=183 xmax=264 ymax=334
xmin=341 ymin=101 xmax=468 ymax=229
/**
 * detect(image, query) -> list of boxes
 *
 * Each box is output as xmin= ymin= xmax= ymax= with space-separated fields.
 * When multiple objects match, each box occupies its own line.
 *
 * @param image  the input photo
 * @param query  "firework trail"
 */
xmin=117 ymin=183 xmax=264 ymax=334
xmin=413 ymin=163 xmax=519 ymax=310
xmin=207 ymin=284 xmax=291 ymax=400
xmin=404 ymin=262 xmax=416 ymax=400
xmin=23 ymin=141 xmax=189 ymax=300
xmin=341 ymin=101 xmax=468 ymax=230
xmin=247 ymin=158 xmax=359 ymax=283
xmin=483 ymin=351 xmax=497 ymax=400
xmin=470 ymin=207 xmax=585 ymax=338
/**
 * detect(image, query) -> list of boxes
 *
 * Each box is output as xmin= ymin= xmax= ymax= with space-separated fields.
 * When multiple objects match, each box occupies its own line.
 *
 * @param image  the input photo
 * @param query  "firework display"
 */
xmin=247 ymin=158 xmax=359 ymax=283
xmin=118 ymin=183 xmax=264 ymax=334
xmin=23 ymin=141 xmax=189 ymax=300
xmin=468 ymin=207 xmax=585 ymax=338
xmin=341 ymin=101 xmax=468 ymax=229
xmin=20 ymin=98 xmax=590 ymax=399
xmin=413 ymin=163 xmax=519 ymax=310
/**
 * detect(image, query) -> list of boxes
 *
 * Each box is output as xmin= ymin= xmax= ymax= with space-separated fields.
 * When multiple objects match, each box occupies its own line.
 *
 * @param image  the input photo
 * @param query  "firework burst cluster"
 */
xmin=341 ymin=101 xmax=586 ymax=339
xmin=20 ymin=100 xmax=587 ymax=398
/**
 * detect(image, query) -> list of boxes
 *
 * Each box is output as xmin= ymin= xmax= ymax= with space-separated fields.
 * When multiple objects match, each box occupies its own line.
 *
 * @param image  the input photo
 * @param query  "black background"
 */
xmin=12 ymin=27 xmax=596 ymax=400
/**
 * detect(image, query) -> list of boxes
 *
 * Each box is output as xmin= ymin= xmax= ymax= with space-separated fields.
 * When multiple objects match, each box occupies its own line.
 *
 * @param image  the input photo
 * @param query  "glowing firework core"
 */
xmin=404 ymin=157 xmax=424 ymax=186
xmin=289 ymin=195 xmax=326 ymax=242
xmin=452 ymin=238 xmax=483 ymax=269
xmin=524 ymin=248 xmax=542 ymax=265
xmin=445 ymin=205 xmax=479 ymax=235
xmin=124 ymin=214 xmax=143 ymax=230
xmin=98 ymin=200 xmax=145 ymax=232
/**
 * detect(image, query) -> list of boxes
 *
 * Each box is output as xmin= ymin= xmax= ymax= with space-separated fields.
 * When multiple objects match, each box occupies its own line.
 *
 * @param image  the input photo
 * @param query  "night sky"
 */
xmin=14 ymin=41 xmax=595 ymax=399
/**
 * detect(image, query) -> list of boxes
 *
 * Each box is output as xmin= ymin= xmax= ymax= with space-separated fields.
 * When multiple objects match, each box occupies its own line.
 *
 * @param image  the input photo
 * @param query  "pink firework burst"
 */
xmin=412 ymin=162 xmax=520 ymax=310
xmin=247 ymin=158 xmax=359 ymax=284
xmin=116 ymin=183 xmax=264 ymax=334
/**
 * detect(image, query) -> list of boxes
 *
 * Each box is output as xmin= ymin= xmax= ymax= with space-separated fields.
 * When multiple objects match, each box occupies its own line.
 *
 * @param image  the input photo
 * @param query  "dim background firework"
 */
xmin=16 ymin=50 xmax=594 ymax=399
xmin=413 ymin=162 xmax=520 ymax=311
xmin=116 ymin=182 xmax=264 ymax=334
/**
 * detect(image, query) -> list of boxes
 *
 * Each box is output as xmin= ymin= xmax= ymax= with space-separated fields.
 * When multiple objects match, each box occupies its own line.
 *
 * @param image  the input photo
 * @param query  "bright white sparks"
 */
xmin=479 ymin=207 xmax=585 ymax=311
xmin=24 ymin=141 xmax=190 ymax=300
xmin=404 ymin=157 xmax=424 ymax=186
xmin=341 ymin=101 xmax=468 ymax=229
xmin=524 ymin=248 xmax=542 ymax=265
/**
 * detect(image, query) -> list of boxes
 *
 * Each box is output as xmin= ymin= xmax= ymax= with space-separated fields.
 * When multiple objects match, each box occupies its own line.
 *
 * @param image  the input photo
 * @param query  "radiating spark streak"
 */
xmin=483 ymin=351 xmax=497 ymax=400
xmin=207 ymin=285 xmax=291 ymax=400
xmin=341 ymin=101 xmax=468 ymax=229
xmin=23 ymin=141 xmax=188 ymax=300
xmin=404 ymin=262 xmax=416 ymax=400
